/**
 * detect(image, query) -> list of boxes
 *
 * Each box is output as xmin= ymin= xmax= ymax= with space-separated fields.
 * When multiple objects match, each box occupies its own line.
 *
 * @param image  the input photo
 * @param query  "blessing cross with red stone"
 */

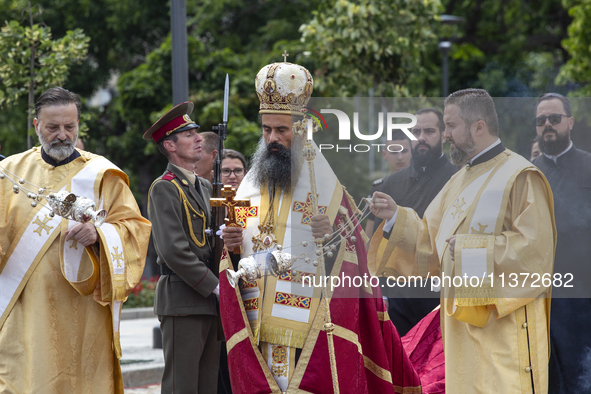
xmin=210 ymin=186 xmax=251 ymax=253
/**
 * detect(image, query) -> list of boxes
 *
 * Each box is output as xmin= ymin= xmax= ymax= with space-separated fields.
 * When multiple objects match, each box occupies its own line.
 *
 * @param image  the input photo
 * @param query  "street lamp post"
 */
xmin=171 ymin=0 xmax=188 ymax=105
xmin=438 ymin=14 xmax=465 ymax=97
xmin=438 ymin=41 xmax=451 ymax=97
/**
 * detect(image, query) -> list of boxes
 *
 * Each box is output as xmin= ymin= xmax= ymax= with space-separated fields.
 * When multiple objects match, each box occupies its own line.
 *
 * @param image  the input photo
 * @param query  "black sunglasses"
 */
xmin=535 ymin=114 xmax=569 ymax=127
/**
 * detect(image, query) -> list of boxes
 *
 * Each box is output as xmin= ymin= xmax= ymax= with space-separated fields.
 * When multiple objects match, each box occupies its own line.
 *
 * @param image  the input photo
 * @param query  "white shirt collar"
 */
xmin=542 ymin=141 xmax=573 ymax=163
xmin=468 ymin=138 xmax=501 ymax=165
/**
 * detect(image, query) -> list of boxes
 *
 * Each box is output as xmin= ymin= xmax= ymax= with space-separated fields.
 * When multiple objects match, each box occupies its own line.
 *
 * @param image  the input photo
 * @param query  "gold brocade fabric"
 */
xmin=368 ymin=150 xmax=556 ymax=394
xmin=0 ymin=247 xmax=121 ymax=393
xmin=0 ymin=149 xmax=151 ymax=393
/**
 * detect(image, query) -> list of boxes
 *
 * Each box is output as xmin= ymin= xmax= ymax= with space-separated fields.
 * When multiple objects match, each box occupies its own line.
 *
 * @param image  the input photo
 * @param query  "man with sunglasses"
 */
xmin=532 ymin=93 xmax=591 ymax=394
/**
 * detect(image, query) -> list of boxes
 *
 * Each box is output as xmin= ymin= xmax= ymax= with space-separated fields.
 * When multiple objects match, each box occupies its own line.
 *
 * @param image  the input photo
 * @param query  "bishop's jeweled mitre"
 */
xmin=255 ymin=62 xmax=314 ymax=116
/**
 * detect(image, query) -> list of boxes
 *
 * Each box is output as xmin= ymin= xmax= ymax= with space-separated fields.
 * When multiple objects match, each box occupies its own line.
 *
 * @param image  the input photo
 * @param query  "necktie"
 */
xmin=194 ymin=176 xmax=203 ymax=198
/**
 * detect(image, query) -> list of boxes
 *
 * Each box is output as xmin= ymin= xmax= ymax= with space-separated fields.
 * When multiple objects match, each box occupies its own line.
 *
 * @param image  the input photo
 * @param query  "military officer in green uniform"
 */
xmin=144 ymin=102 xmax=219 ymax=393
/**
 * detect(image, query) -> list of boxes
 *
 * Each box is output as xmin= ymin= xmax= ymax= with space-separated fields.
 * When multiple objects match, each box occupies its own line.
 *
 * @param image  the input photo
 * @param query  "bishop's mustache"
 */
xmin=543 ymin=127 xmax=557 ymax=136
xmin=266 ymin=142 xmax=289 ymax=156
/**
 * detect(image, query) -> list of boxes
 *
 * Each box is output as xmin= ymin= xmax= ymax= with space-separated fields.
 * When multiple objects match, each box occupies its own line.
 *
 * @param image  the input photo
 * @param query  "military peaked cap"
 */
xmin=143 ymin=101 xmax=199 ymax=144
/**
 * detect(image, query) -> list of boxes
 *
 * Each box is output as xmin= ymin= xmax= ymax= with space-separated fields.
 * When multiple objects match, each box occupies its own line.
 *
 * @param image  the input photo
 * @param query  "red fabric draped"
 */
xmin=402 ymin=309 xmax=445 ymax=394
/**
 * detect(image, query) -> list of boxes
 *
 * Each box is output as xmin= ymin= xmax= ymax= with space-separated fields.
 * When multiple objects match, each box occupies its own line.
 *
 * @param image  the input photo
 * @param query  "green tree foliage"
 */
xmin=430 ymin=0 xmax=573 ymax=157
xmin=556 ymin=0 xmax=591 ymax=95
xmin=301 ymin=0 xmax=443 ymax=97
xmin=0 ymin=16 xmax=89 ymax=146
xmin=108 ymin=0 xmax=321 ymax=210
xmin=553 ymin=0 xmax=591 ymax=151
xmin=0 ymin=21 xmax=88 ymax=107
xmin=6 ymin=0 xmax=171 ymax=97
xmin=442 ymin=0 xmax=570 ymax=98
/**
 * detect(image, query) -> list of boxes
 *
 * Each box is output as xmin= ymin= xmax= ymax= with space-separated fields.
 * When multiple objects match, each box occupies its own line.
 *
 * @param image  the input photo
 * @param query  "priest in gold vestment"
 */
xmin=369 ymin=89 xmax=556 ymax=393
xmin=0 ymin=88 xmax=151 ymax=393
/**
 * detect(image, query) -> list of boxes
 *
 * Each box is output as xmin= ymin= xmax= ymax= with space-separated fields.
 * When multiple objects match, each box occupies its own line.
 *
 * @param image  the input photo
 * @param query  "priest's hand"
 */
xmin=222 ymin=226 xmax=243 ymax=250
xmin=445 ymin=235 xmax=456 ymax=261
xmin=65 ymin=222 xmax=99 ymax=247
xmin=311 ymin=214 xmax=332 ymax=240
xmin=370 ymin=191 xmax=398 ymax=221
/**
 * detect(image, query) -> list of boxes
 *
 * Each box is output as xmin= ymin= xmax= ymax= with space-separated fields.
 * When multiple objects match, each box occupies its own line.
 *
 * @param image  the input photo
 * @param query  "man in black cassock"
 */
xmin=364 ymin=129 xmax=412 ymax=238
xmin=373 ymin=107 xmax=457 ymax=336
xmin=532 ymin=93 xmax=591 ymax=394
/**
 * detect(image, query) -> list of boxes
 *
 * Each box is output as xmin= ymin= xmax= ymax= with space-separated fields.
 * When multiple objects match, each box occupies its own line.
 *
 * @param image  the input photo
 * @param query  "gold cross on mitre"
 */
xmin=210 ymin=186 xmax=251 ymax=253
xmin=282 ymin=50 xmax=289 ymax=62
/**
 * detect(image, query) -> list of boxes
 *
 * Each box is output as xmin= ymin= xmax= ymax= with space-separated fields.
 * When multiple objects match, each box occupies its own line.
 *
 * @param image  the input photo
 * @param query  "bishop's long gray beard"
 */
xmin=250 ymin=136 xmax=303 ymax=194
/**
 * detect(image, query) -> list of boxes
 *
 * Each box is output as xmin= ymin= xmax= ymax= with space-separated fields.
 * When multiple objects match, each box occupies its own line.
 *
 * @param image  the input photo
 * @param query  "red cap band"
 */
xmin=152 ymin=114 xmax=196 ymax=143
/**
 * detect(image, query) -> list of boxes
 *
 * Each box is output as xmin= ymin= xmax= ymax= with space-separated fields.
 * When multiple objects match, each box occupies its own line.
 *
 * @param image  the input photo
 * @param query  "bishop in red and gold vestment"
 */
xmin=220 ymin=61 xmax=437 ymax=394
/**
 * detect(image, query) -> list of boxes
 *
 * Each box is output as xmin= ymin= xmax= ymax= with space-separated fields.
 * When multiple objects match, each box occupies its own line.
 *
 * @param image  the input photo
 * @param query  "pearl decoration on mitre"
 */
xmin=255 ymin=62 xmax=313 ymax=116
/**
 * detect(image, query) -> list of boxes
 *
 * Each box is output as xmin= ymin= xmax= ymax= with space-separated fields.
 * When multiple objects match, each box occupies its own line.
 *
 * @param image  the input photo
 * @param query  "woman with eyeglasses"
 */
xmin=221 ymin=149 xmax=248 ymax=189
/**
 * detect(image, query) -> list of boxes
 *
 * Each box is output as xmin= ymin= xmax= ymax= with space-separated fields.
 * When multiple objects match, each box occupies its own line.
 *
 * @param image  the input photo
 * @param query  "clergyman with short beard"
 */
xmin=531 ymin=92 xmax=591 ymax=394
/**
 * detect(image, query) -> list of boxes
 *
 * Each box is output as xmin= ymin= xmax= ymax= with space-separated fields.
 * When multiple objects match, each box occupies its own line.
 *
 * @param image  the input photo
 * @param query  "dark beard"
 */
xmin=449 ymin=127 xmax=477 ymax=166
xmin=250 ymin=138 xmax=293 ymax=193
xmin=412 ymin=138 xmax=442 ymax=167
xmin=538 ymin=127 xmax=570 ymax=156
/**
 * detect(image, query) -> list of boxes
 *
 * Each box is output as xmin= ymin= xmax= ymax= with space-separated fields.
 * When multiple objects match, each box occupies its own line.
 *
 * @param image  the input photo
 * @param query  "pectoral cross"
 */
xmin=210 ymin=186 xmax=251 ymax=253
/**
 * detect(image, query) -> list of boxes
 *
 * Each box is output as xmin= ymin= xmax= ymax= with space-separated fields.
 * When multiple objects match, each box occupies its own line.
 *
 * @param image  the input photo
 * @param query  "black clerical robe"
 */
xmin=533 ymin=145 xmax=591 ymax=394
xmin=373 ymin=154 xmax=457 ymax=335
